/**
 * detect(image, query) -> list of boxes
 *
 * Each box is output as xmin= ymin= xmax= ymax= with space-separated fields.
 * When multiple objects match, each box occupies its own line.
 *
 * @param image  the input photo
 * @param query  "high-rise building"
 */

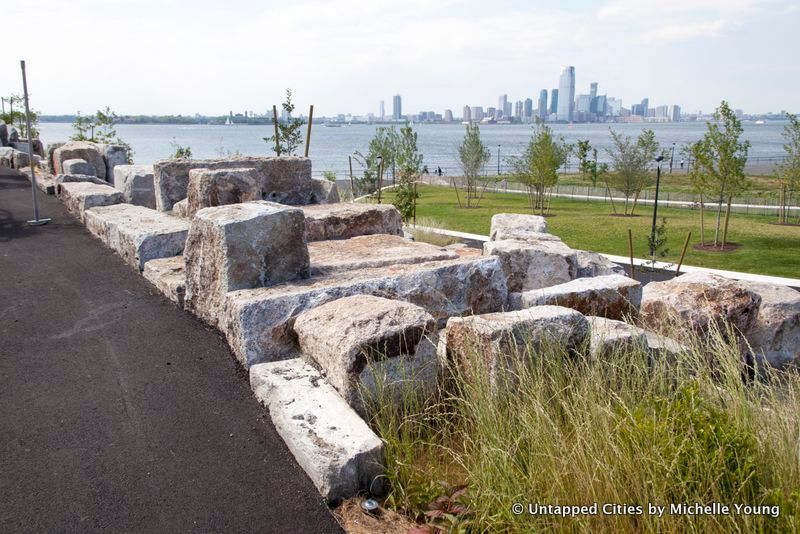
xmin=379 ymin=100 xmax=385 ymax=120
xmin=557 ymin=66 xmax=575 ymax=122
xmin=487 ymin=107 xmax=497 ymax=119
xmin=593 ymin=95 xmax=607 ymax=117
xmin=514 ymin=100 xmax=523 ymax=120
xmin=589 ymin=82 xmax=598 ymax=102
xmin=632 ymin=98 xmax=649 ymax=117
xmin=538 ymin=89 xmax=548 ymax=121
xmin=471 ymin=106 xmax=484 ymax=121
xmin=607 ymin=97 xmax=622 ymax=116
xmin=524 ymin=98 xmax=533 ymax=120
xmin=576 ymin=94 xmax=591 ymax=113
xmin=392 ymin=94 xmax=402 ymax=120
xmin=550 ymin=89 xmax=558 ymax=114
xmin=498 ymin=95 xmax=508 ymax=118
xmin=463 ymin=105 xmax=472 ymax=123
xmin=504 ymin=101 xmax=512 ymax=118
xmin=669 ymin=105 xmax=681 ymax=122
xmin=444 ymin=109 xmax=453 ymax=122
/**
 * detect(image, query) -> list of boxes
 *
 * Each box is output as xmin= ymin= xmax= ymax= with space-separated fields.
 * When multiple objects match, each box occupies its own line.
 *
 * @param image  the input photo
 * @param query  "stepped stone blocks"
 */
xmin=302 ymin=203 xmax=403 ymax=242
xmin=83 ymin=204 xmax=190 ymax=270
xmin=442 ymin=306 xmax=589 ymax=385
xmin=484 ymin=238 xmax=576 ymax=292
xmin=250 ymin=358 xmax=385 ymax=504
xmin=311 ymin=177 xmax=340 ymax=204
xmin=61 ymin=158 xmax=97 ymax=176
xmin=741 ymin=282 xmax=800 ymax=368
xmin=588 ymin=316 xmax=649 ymax=360
xmin=143 ymin=256 xmax=187 ymax=307
xmin=152 ymin=156 xmax=317 ymax=211
xmin=45 ymin=142 xmax=65 ymax=172
xmin=53 ymin=141 xmax=107 ymax=180
xmin=55 ymin=173 xmax=108 ymax=194
xmin=294 ymin=295 xmax=437 ymax=411
xmin=59 ymin=182 xmax=124 ymax=222
xmin=172 ymin=198 xmax=189 ymax=218
xmin=489 ymin=213 xmax=549 ymax=242
xmin=222 ymin=256 xmax=507 ymax=367
xmin=510 ymin=274 xmax=642 ymax=320
xmin=186 ymin=167 xmax=263 ymax=217
xmin=184 ymin=201 xmax=309 ymax=328
xmin=114 ymin=165 xmax=156 ymax=209
xmin=575 ymin=250 xmax=625 ymax=277
xmin=641 ymin=272 xmax=762 ymax=335
xmin=308 ymin=235 xmax=457 ymax=275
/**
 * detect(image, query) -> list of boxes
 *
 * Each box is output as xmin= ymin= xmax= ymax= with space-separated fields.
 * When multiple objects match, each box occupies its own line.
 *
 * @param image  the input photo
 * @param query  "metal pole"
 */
xmin=304 ymin=105 xmax=313 ymax=158
xmin=348 ymin=155 xmax=354 ymax=203
xmin=272 ymin=105 xmax=281 ymax=156
xmin=649 ymin=161 xmax=662 ymax=257
xmin=669 ymin=143 xmax=675 ymax=174
xmin=20 ymin=60 xmax=50 ymax=226
xmin=377 ymin=158 xmax=384 ymax=204
xmin=497 ymin=145 xmax=501 ymax=175
xmin=627 ymin=229 xmax=635 ymax=281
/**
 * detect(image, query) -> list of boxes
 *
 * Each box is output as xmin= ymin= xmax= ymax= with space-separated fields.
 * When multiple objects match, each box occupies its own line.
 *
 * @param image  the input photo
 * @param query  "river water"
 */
xmin=37 ymin=121 xmax=788 ymax=177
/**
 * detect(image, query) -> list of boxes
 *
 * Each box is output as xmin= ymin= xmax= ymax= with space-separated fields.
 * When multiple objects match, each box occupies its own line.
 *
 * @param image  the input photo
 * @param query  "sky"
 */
xmin=2 ymin=0 xmax=798 ymax=117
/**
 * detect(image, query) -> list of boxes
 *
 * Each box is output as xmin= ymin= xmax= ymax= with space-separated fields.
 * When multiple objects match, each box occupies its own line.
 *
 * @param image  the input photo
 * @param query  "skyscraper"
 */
xmin=498 ymin=94 xmax=507 ymax=118
xmin=444 ymin=109 xmax=453 ymax=122
xmin=514 ymin=100 xmax=523 ymax=120
xmin=538 ymin=89 xmax=548 ymax=121
xmin=392 ymin=95 xmax=402 ymax=120
xmin=463 ymin=105 xmax=472 ymax=123
xmin=550 ymin=89 xmax=558 ymax=114
xmin=557 ymin=66 xmax=575 ymax=122
xmin=589 ymin=82 xmax=598 ymax=101
xmin=379 ymin=100 xmax=385 ymax=120
xmin=524 ymin=98 xmax=533 ymax=120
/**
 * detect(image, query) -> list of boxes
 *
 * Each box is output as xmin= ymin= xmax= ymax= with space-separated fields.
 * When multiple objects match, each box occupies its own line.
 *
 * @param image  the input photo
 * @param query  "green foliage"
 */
xmin=70 ymin=106 xmax=133 ymax=162
xmin=322 ymin=170 xmax=337 ymax=182
xmin=169 ymin=138 xmax=192 ymax=159
xmin=606 ymin=128 xmax=660 ymax=215
xmin=393 ymin=123 xmax=422 ymax=222
xmin=1 ymin=94 xmax=40 ymax=138
xmin=776 ymin=113 xmax=800 ymax=202
xmin=507 ymin=124 xmax=568 ymax=215
xmin=456 ymin=123 xmax=492 ymax=207
xmin=353 ymin=126 xmax=400 ymax=197
xmin=576 ymin=139 xmax=592 ymax=180
xmin=646 ymin=217 xmax=670 ymax=266
xmin=263 ymin=89 xmax=305 ymax=156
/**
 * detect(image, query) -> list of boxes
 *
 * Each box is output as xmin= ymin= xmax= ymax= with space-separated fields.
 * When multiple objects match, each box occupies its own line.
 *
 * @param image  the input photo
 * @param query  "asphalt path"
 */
xmin=0 ymin=168 xmax=343 ymax=533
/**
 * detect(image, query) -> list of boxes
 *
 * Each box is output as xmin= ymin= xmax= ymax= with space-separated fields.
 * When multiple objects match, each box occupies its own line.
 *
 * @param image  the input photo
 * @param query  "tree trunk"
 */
xmin=630 ymin=190 xmax=641 ymax=216
xmin=713 ymin=183 xmax=726 ymax=247
xmin=605 ymin=180 xmax=617 ymax=214
xmin=699 ymin=193 xmax=705 ymax=246
xmin=721 ymin=196 xmax=733 ymax=249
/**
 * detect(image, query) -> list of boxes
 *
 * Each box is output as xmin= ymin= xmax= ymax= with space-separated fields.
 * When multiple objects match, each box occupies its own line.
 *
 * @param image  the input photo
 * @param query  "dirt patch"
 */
xmin=769 ymin=221 xmax=800 ymax=227
xmin=693 ymin=242 xmax=742 ymax=252
xmin=334 ymin=499 xmax=418 ymax=534
xmin=608 ymin=213 xmax=643 ymax=217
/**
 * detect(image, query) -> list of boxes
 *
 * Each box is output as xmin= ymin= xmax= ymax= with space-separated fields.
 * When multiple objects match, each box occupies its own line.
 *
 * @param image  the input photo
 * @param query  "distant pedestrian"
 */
xmin=423 ymin=165 xmax=429 ymax=175
xmin=680 ymin=159 xmax=684 ymax=169
xmin=437 ymin=166 xmax=442 ymax=176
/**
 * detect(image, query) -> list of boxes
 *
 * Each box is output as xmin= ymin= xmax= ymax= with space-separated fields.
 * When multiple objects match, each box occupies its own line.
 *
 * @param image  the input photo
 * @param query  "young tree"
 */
xmin=70 ymin=107 xmax=133 ymax=163
xmin=1 ymin=94 xmax=39 ymax=138
xmin=605 ymin=128 xmax=660 ymax=216
xmin=576 ymin=139 xmax=592 ymax=181
xmin=456 ymin=123 xmax=491 ymax=208
xmin=353 ymin=126 xmax=399 ymax=197
xmin=684 ymin=142 xmax=713 ymax=245
xmin=693 ymin=101 xmax=750 ymax=247
xmin=264 ymin=89 xmax=305 ymax=156
xmin=94 ymin=106 xmax=118 ymax=144
xmin=393 ymin=123 xmax=422 ymax=222
xmin=507 ymin=124 xmax=568 ymax=216
xmin=775 ymin=113 xmax=800 ymax=224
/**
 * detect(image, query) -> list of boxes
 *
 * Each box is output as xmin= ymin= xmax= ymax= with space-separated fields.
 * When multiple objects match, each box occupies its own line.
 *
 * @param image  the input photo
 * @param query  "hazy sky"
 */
xmin=2 ymin=0 xmax=797 ymax=116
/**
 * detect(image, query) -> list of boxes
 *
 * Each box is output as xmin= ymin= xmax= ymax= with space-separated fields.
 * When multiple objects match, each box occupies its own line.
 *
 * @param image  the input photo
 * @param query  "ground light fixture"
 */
xmin=650 ymin=155 xmax=665 ymax=257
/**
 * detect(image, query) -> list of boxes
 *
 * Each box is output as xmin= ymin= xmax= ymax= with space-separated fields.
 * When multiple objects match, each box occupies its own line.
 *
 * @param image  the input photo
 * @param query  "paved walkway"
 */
xmin=0 ymin=169 xmax=342 ymax=533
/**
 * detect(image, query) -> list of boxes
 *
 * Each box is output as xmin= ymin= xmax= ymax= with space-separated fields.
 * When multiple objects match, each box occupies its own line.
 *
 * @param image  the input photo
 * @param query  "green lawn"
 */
xmin=399 ymin=185 xmax=800 ymax=278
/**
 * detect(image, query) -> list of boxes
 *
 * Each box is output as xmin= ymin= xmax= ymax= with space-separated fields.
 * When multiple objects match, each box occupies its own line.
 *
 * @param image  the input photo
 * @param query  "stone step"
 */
xmin=301 ymin=203 xmax=402 ymax=242
xmin=143 ymin=256 xmax=186 ymax=307
xmin=308 ymin=234 xmax=458 ymax=275
xmin=59 ymin=182 xmax=124 ymax=222
xmin=250 ymin=358 xmax=384 ymax=504
xmin=222 ymin=256 xmax=507 ymax=367
xmin=84 ymin=204 xmax=190 ymax=270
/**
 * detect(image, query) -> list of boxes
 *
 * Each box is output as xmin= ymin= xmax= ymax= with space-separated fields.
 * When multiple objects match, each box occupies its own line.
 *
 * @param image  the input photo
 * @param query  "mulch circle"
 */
xmin=693 ymin=243 xmax=742 ymax=252
xmin=608 ymin=213 xmax=643 ymax=218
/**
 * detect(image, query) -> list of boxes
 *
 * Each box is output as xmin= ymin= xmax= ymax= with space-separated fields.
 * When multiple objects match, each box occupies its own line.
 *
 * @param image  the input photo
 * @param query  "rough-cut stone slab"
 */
xmin=99 ymin=144 xmax=129 ymax=183
xmin=184 ymin=201 xmax=309 ymax=328
xmin=6 ymin=125 xmax=19 ymax=144
xmin=114 ymin=164 xmax=156 ymax=209
xmin=575 ymin=250 xmax=626 ymax=278
xmin=308 ymin=235 xmax=457 ymax=275
xmin=0 ymin=147 xmax=13 ymax=167
xmin=643 ymin=330 xmax=687 ymax=362
xmin=588 ymin=316 xmax=648 ymax=359
xmin=186 ymin=167 xmax=262 ymax=217
xmin=152 ymin=156 xmax=314 ymax=211
xmin=489 ymin=213 xmax=549 ymax=242
xmin=294 ymin=295 xmax=435 ymax=408
xmin=172 ymin=198 xmax=189 ymax=218
xmin=11 ymin=149 xmax=30 ymax=169
xmin=250 ymin=359 xmax=384 ymax=504
xmin=511 ymin=274 xmax=641 ymax=320
xmin=744 ymin=282 xmax=800 ymax=368
xmin=0 ymin=123 xmax=8 ymax=146
xmin=84 ymin=204 xmax=190 ymax=270
xmin=22 ymin=167 xmax=57 ymax=195
xmin=55 ymin=173 xmax=108 ymax=195
xmin=223 ymin=256 xmax=507 ymax=367
xmin=53 ymin=141 xmax=106 ymax=180
xmin=443 ymin=306 xmax=589 ymax=384
xmin=641 ymin=272 xmax=761 ymax=335
xmin=484 ymin=239 xmax=576 ymax=292
xmin=59 ymin=182 xmax=124 ymax=222
xmin=143 ymin=256 xmax=186 ymax=307
xmin=302 ymin=203 xmax=403 ymax=242
xmin=62 ymin=158 xmax=97 ymax=176
xmin=311 ymin=177 xmax=340 ymax=204
xmin=45 ymin=142 xmax=65 ymax=172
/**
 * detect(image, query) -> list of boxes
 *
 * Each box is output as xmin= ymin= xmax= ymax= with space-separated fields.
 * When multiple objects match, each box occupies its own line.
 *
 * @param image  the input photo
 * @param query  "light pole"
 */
xmin=650 ymin=155 xmax=665 ymax=257
xmin=376 ymin=155 xmax=383 ymax=204
xmin=497 ymin=144 xmax=501 ymax=175
xmin=669 ymin=142 xmax=675 ymax=174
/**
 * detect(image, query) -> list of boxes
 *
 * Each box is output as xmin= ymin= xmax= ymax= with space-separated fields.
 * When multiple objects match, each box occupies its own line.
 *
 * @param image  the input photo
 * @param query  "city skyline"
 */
xmin=2 ymin=0 xmax=798 ymax=116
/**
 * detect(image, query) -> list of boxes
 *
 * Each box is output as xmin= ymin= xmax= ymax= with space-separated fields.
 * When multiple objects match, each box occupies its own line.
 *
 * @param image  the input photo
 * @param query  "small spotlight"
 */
xmin=360 ymin=498 xmax=380 ymax=515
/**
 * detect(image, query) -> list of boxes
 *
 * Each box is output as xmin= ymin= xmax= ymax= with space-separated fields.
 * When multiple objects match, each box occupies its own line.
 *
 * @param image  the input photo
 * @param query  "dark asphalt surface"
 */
xmin=0 ymin=168 xmax=343 ymax=533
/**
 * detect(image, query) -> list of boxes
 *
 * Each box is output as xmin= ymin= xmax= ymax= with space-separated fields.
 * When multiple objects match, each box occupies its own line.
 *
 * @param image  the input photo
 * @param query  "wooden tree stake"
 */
xmin=304 ymin=105 xmax=313 ymax=158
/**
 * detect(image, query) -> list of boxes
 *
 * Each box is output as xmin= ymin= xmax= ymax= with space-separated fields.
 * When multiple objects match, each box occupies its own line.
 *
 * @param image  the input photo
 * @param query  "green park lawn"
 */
xmin=397 ymin=185 xmax=800 ymax=278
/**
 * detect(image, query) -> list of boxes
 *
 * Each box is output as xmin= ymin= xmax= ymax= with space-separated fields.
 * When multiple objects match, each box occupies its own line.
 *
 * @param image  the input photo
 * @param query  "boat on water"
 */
xmin=755 ymin=120 xmax=766 ymax=125
xmin=225 ymin=116 xmax=234 ymax=125
xmin=323 ymin=122 xmax=342 ymax=127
